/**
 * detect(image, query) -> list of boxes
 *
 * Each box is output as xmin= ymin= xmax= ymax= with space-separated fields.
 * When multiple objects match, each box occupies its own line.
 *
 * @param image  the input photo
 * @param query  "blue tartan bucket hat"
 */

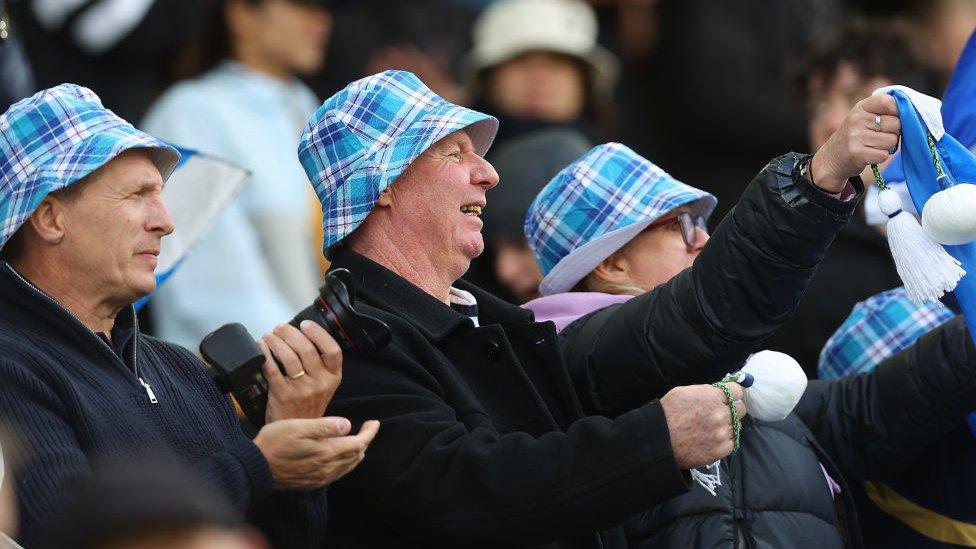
xmin=525 ymin=143 xmax=716 ymax=296
xmin=0 ymin=84 xmax=179 ymax=250
xmin=818 ymin=287 xmax=954 ymax=380
xmin=298 ymin=70 xmax=498 ymax=258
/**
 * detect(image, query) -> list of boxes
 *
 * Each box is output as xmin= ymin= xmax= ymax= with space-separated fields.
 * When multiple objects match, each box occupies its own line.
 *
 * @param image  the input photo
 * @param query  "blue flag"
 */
xmin=134 ymin=146 xmax=249 ymax=310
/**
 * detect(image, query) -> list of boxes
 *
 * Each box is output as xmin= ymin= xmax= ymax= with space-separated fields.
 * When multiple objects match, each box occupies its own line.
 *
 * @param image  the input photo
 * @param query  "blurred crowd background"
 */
xmin=3 ymin=0 xmax=975 ymax=383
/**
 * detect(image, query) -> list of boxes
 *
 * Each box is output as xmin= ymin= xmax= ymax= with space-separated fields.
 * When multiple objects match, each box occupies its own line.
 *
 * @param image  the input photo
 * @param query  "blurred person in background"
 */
xmin=0 ymin=85 xmax=378 ymax=548
xmin=38 ymin=457 xmax=269 ymax=549
xmin=142 ymin=0 xmax=334 ymax=350
xmin=0 ymin=0 xmax=35 ymax=112
xmin=620 ymin=0 xmax=842 ymax=224
xmin=307 ymin=0 xmax=477 ymax=102
xmin=9 ymin=0 xmax=218 ymax=121
xmin=462 ymin=0 xmax=619 ymax=153
xmin=465 ymin=129 xmax=592 ymax=303
xmin=460 ymin=0 xmax=616 ymax=301
xmin=765 ymin=21 xmax=932 ymax=376
xmin=908 ymin=0 xmax=976 ymax=87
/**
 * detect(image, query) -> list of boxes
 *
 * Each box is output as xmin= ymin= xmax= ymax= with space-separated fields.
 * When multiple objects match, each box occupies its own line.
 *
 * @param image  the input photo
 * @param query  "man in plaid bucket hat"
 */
xmin=299 ymin=71 xmax=910 ymax=547
xmin=0 ymin=84 xmax=378 ymax=547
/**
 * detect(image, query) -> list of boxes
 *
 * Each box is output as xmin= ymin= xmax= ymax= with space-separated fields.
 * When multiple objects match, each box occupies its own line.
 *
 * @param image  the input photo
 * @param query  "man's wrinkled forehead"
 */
xmin=81 ymin=149 xmax=164 ymax=194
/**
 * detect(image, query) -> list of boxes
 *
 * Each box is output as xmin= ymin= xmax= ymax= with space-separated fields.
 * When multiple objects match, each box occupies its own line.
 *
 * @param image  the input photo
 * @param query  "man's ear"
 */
xmin=26 ymin=197 xmax=68 ymax=245
xmin=375 ymin=188 xmax=394 ymax=208
xmin=590 ymin=249 xmax=631 ymax=285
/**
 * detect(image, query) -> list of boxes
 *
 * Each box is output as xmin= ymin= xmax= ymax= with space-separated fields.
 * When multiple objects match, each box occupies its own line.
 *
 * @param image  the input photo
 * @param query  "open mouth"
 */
xmin=460 ymin=204 xmax=483 ymax=217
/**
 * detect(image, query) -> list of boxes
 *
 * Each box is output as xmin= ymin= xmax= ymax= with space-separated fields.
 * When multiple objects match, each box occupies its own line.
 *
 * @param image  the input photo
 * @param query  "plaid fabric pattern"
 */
xmin=818 ymin=287 xmax=954 ymax=380
xmin=298 ymin=70 xmax=498 ymax=257
xmin=525 ymin=142 xmax=716 ymax=287
xmin=0 ymin=84 xmax=178 ymax=249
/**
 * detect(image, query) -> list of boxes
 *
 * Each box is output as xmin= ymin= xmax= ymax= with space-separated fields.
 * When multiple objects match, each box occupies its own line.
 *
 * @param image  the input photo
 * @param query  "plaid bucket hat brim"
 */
xmin=525 ymin=142 xmax=716 ymax=296
xmin=1 ymin=84 xmax=179 ymax=250
xmin=538 ymin=195 xmax=714 ymax=296
xmin=299 ymin=70 xmax=498 ymax=258
xmin=817 ymin=287 xmax=954 ymax=380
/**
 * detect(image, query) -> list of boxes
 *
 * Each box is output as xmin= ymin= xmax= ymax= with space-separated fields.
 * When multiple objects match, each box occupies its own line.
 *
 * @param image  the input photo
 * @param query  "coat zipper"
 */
xmin=733 ymin=425 xmax=756 ymax=549
xmin=4 ymin=264 xmax=156 ymax=403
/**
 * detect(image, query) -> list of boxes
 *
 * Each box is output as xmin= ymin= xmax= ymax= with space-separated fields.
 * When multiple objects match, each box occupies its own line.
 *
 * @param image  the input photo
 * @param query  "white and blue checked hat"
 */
xmin=0 ymin=84 xmax=179 ymax=250
xmin=818 ymin=287 xmax=954 ymax=380
xmin=298 ymin=70 xmax=498 ymax=257
xmin=525 ymin=143 xmax=716 ymax=296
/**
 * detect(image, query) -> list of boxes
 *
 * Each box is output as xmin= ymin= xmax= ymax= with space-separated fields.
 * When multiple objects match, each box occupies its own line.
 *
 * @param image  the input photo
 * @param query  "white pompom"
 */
xmin=878 ymin=186 xmax=966 ymax=303
xmin=921 ymin=184 xmax=976 ymax=245
xmin=739 ymin=350 xmax=807 ymax=422
xmin=878 ymin=188 xmax=905 ymax=216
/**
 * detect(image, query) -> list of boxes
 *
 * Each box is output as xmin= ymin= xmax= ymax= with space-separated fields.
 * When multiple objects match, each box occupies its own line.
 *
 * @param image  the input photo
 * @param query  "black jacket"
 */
xmin=628 ymin=414 xmax=858 ymax=548
xmin=564 ymin=294 xmax=976 ymax=548
xmin=0 ymin=262 xmax=328 ymax=547
xmin=323 ymin=153 xmax=859 ymax=547
xmin=765 ymin=215 xmax=901 ymax=377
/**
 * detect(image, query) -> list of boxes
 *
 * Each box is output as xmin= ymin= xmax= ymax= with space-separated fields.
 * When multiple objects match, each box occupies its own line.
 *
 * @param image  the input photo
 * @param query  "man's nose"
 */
xmin=150 ymin=196 xmax=175 ymax=236
xmin=473 ymin=155 xmax=500 ymax=191
xmin=690 ymin=227 xmax=709 ymax=252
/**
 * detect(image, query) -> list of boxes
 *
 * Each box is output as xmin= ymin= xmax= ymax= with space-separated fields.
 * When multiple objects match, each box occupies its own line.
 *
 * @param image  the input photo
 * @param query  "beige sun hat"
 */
xmin=462 ymin=0 xmax=620 ymax=99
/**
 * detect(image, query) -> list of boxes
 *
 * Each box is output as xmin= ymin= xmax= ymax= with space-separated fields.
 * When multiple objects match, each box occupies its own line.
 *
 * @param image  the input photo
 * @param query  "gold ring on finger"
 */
xmin=289 ymin=370 xmax=307 ymax=380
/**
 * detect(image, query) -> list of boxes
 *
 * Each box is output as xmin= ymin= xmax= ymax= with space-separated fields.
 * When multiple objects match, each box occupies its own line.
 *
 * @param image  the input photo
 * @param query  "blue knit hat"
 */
xmin=0 ymin=84 xmax=179 ymax=250
xmin=818 ymin=287 xmax=954 ymax=380
xmin=298 ymin=70 xmax=498 ymax=258
xmin=525 ymin=143 xmax=716 ymax=296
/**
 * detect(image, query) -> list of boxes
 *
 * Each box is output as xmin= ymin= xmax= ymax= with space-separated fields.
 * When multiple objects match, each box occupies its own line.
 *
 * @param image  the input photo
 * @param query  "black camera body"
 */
xmin=200 ymin=268 xmax=391 ymax=428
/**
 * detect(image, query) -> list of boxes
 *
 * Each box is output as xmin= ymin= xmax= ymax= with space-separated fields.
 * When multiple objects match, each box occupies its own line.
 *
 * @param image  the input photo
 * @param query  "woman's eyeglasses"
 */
xmin=646 ymin=211 xmax=707 ymax=248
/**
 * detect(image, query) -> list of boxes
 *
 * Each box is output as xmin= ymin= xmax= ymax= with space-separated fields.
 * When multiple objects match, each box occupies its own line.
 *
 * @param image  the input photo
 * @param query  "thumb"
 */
xmin=301 ymin=416 xmax=352 ymax=439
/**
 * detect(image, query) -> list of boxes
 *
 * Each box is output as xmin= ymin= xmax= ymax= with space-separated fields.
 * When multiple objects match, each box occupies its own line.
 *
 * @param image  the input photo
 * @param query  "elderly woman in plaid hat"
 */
xmin=0 ymin=85 xmax=379 ymax=547
xmin=521 ymin=143 xmax=976 ymax=548
xmin=298 ymin=69 xmax=902 ymax=547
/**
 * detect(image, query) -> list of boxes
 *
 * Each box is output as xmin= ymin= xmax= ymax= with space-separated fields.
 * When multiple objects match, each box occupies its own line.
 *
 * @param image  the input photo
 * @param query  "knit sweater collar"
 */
xmin=0 ymin=261 xmax=140 ymax=366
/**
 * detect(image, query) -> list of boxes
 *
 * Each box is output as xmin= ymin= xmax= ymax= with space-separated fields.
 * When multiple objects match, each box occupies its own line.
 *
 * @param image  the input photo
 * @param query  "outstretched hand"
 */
xmin=811 ymin=94 xmax=901 ymax=193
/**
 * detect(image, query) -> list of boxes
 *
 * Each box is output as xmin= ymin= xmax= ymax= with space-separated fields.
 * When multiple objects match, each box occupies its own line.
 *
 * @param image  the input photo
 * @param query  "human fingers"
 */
xmin=296 ymin=416 xmax=352 ymax=439
xmin=273 ymin=323 xmax=325 ymax=379
xmin=299 ymin=320 xmax=343 ymax=378
xmin=735 ymin=399 xmax=747 ymax=419
xmin=258 ymin=339 xmax=286 ymax=388
xmin=262 ymin=331 xmax=304 ymax=379
xmin=861 ymin=125 xmax=900 ymax=152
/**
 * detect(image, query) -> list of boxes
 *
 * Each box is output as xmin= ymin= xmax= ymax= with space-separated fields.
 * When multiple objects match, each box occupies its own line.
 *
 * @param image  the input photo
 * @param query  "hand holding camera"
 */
xmin=200 ymin=268 xmax=391 ymax=429
xmin=258 ymin=320 xmax=342 ymax=423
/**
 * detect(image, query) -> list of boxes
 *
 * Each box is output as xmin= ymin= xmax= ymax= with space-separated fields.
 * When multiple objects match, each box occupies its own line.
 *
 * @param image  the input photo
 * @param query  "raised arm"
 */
xmin=562 ymin=96 xmax=901 ymax=417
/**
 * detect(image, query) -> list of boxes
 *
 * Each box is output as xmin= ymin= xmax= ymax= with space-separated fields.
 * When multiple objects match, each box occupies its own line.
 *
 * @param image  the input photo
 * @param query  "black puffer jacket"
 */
xmin=563 ymin=301 xmax=976 ymax=548
xmin=322 ymin=153 xmax=859 ymax=547
xmin=629 ymin=415 xmax=855 ymax=548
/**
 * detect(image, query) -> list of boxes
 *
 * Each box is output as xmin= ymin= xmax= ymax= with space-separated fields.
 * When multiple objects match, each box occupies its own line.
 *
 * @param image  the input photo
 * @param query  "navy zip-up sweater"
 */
xmin=0 ymin=262 xmax=327 ymax=546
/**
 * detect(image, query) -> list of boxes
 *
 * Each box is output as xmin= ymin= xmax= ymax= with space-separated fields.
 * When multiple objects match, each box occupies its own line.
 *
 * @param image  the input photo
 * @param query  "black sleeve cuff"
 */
xmin=785 ymin=152 xmax=863 ymax=218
